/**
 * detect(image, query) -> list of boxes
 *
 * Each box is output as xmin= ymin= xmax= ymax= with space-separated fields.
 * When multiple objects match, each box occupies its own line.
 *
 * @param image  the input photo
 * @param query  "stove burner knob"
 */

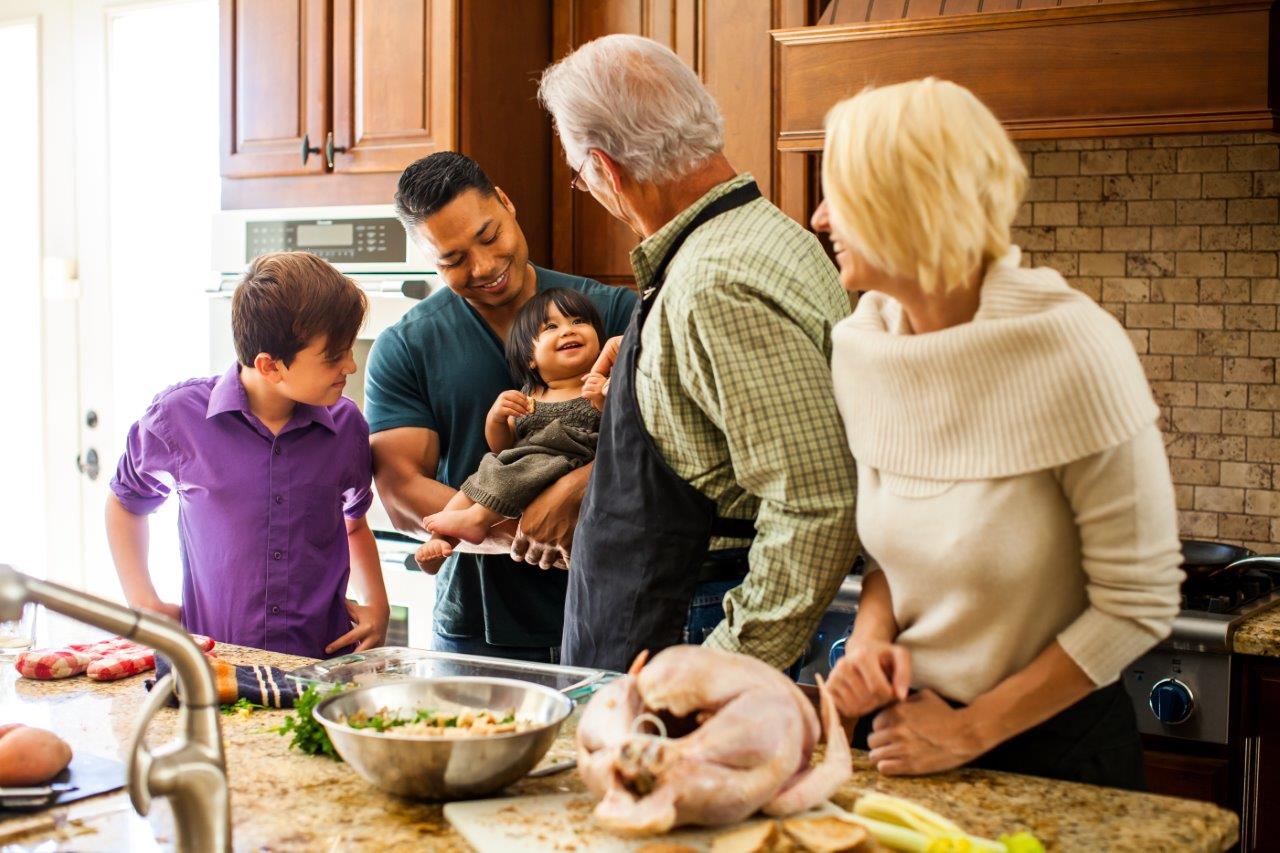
xmin=1149 ymin=678 xmax=1194 ymax=725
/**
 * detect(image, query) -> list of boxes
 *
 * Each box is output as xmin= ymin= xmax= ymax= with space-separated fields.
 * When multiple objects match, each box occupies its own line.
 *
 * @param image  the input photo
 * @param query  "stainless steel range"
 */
xmin=1123 ymin=557 xmax=1280 ymax=745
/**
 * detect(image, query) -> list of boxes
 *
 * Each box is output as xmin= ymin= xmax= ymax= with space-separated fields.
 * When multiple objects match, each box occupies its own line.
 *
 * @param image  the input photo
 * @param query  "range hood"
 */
xmin=772 ymin=0 xmax=1278 ymax=148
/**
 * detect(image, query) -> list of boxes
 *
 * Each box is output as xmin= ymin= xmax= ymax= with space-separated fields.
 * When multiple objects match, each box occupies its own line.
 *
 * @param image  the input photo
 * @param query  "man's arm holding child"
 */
xmin=325 ymin=516 xmax=389 ymax=654
xmin=372 ymin=428 xmax=519 ymax=549
xmin=370 ymin=428 xmax=459 ymax=535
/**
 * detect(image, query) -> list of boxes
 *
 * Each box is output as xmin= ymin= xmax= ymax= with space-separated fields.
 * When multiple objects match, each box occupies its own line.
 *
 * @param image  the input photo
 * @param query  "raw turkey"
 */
xmin=576 ymin=645 xmax=851 ymax=835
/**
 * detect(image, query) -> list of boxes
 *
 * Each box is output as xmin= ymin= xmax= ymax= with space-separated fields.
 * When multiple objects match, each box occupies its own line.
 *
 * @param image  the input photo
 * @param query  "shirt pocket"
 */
xmin=302 ymin=487 xmax=344 ymax=552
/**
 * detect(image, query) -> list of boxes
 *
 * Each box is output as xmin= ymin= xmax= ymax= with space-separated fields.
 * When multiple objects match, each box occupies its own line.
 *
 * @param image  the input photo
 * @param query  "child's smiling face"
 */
xmin=529 ymin=304 xmax=601 ymax=384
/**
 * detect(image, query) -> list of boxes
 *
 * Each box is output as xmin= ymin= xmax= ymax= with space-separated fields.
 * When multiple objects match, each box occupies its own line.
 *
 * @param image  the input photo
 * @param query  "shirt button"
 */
xmin=271 ymin=606 xmax=280 ymax=615
xmin=274 ymin=495 xmax=283 ymax=505
xmin=272 ymin=550 xmax=282 ymax=560
xmin=273 ymin=446 xmax=281 ymax=456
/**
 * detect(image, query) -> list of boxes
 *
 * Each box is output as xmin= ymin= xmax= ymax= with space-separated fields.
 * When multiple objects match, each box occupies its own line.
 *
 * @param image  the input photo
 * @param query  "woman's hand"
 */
xmin=866 ymin=690 xmax=987 ymax=775
xmin=582 ymin=373 xmax=610 ymax=411
xmin=487 ymin=390 xmax=531 ymax=428
xmin=826 ymin=638 xmax=912 ymax=718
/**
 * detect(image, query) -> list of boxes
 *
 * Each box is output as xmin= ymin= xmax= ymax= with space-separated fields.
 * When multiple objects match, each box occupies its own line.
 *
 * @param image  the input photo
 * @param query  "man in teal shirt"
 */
xmin=366 ymin=153 xmax=635 ymax=661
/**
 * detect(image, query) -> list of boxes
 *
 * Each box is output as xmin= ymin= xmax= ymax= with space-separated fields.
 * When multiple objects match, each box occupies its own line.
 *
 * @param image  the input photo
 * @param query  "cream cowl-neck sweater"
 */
xmin=831 ymin=248 xmax=1184 ymax=704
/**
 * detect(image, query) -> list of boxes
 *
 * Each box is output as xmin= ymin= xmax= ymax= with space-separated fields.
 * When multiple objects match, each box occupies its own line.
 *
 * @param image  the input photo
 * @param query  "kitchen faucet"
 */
xmin=0 ymin=565 xmax=230 ymax=853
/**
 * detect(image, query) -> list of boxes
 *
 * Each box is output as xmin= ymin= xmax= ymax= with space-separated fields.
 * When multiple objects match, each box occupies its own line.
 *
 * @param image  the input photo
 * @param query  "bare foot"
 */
xmin=414 ymin=537 xmax=455 ymax=574
xmin=425 ymin=505 xmax=501 ymax=545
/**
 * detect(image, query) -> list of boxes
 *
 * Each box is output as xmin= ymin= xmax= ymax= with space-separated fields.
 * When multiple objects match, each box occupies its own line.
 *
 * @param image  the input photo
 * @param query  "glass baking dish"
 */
xmin=285 ymin=646 xmax=618 ymax=703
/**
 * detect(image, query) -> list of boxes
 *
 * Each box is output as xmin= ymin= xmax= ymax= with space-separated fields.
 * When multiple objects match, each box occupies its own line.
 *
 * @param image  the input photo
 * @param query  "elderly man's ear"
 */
xmin=589 ymin=149 xmax=627 ymax=193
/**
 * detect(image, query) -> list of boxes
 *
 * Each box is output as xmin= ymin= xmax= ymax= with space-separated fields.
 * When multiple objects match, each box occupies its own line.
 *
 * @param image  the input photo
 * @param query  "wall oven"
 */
xmin=210 ymin=205 xmax=438 ymax=646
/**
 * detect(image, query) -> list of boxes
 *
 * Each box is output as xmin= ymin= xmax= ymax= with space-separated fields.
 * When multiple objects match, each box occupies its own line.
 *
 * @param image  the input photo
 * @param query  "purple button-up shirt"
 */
xmin=110 ymin=365 xmax=373 ymax=658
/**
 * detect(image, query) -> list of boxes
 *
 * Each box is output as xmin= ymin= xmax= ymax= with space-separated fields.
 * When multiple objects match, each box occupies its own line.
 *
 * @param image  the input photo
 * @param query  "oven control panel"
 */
xmin=1124 ymin=650 xmax=1231 ymax=744
xmin=245 ymin=217 xmax=407 ymax=264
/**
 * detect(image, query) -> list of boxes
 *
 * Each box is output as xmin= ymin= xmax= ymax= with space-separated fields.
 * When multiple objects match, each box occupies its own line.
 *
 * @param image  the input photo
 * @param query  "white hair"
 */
xmin=538 ymin=34 xmax=724 ymax=185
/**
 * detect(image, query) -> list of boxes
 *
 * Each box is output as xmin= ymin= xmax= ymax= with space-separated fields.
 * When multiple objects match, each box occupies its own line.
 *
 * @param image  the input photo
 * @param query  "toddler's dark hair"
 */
xmin=506 ymin=288 xmax=605 ymax=392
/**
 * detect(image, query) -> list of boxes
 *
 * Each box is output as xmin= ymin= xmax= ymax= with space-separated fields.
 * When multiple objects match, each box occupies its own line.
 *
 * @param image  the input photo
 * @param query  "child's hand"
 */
xmin=326 ymin=599 xmax=389 ymax=654
xmin=582 ymin=373 xmax=610 ymax=411
xmin=591 ymin=336 xmax=624 ymax=377
xmin=487 ymin=390 xmax=532 ymax=427
xmin=139 ymin=598 xmax=182 ymax=623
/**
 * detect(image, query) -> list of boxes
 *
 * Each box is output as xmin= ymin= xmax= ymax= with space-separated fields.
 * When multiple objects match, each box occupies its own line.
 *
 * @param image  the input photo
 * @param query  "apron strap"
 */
xmin=641 ymin=181 xmax=764 ymax=316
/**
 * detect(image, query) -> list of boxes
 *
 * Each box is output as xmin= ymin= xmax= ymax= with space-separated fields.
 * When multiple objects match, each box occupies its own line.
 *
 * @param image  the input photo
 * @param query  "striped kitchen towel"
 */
xmin=150 ymin=655 xmax=300 ymax=708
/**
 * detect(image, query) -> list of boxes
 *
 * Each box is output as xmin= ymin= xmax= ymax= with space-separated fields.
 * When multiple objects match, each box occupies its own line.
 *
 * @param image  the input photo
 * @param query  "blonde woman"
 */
xmin=816 ymin=78 xmax=1183 ymax=789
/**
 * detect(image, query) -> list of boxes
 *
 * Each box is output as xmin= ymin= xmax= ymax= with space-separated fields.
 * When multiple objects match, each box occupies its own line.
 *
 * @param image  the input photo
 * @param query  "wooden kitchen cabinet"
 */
xmin=219 ymin=0 xmax=330 ymax=180
xmin=1238 ymin=654 xmax=1280 ymax=850
xmin=549 ymin=0 xmax=814 ymax=287
xmin=330 ymin=0 xmax=456 ymax=175
xmin=219 ymin=0 xmax=553 ymax=262
xmin=1142 ymin=746 xmax=1234 ymax=809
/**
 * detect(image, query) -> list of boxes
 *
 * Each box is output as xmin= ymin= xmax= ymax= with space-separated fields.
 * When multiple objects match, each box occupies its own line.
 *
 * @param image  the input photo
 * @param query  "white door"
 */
xmin=0 ymin=1 xmax=78 ymax=588
xmin=72 ymin=0 xmax=221 ymax=603
xmin=0 ymin=0 xmax=219 ymax=601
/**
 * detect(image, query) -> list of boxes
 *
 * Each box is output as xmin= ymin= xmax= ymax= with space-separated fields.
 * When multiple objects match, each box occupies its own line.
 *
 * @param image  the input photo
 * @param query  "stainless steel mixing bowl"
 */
xmin=312 ymin=677 xmax=574 ymax=800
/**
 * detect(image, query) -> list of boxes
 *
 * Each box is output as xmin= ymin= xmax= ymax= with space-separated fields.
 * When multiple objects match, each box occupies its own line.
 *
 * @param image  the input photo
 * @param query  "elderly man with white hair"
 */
xmin=538 ymin=35 xmax=859 ymax=673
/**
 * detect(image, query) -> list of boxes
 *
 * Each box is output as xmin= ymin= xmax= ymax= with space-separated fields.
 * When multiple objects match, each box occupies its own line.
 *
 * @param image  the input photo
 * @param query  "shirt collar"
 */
xmin=206 ymin=364 xmax=249 ymax=419
xmin=630 ymin=173 xmax=755 ymax=290
xmin=206 ymin=363 xmax=337 ymax=434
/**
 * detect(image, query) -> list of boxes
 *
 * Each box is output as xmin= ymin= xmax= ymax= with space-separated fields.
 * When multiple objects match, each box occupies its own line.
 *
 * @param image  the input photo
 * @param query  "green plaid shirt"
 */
xmin=633 ymin=173 xmax=860 ymax=669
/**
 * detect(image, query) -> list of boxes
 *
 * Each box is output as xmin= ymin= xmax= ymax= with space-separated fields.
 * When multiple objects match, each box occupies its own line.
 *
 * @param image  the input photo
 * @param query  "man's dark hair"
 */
xmin=507 ymin=288 xmax=605 ymax=393
xmin=231 ymin=252 xmax=368 ymax=367
xmin=394 ymin=152 xmax=497 ymax=228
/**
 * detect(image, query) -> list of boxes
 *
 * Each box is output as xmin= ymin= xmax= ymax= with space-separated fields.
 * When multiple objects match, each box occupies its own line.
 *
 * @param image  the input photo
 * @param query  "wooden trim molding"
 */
xmin=772 ymin=0 xmax=1279 ymax=148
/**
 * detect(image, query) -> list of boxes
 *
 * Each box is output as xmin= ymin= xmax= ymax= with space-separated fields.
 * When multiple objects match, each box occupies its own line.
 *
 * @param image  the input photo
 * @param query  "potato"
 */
xmin=0 ymin=725 xmax=73 ymax=786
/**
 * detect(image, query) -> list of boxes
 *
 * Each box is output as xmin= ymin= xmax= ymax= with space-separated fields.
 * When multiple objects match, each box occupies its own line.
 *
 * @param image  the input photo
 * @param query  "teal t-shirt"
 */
xmin=364 ymin=265 xmax=637 ymax=647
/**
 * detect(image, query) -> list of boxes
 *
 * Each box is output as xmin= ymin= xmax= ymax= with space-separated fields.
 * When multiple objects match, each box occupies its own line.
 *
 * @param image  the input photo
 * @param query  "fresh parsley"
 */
xmin=220 ymin=697 xmax=263 ymax=716
xmin=273 ymin=683 xmax=345 ymax=760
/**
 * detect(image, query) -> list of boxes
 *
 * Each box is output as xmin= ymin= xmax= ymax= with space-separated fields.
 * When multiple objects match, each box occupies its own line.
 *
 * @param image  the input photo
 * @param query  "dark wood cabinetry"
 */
xmin=1143 ymin=746 xmax=1234 ymax=809
xmin=330 ymin=0 xmax=456 ymax=175
xmin=220 ymin=0 xmax=330 ymax=180
xmin=219 ymin=1 xmax=820 ymax=273
xmin=549 ymin=0 xmax=813 ymax=287
xmin=1239 ymin=654 xmax=1280 ymax=850
xmin=219 ymin=0 xmax=552 ymax=262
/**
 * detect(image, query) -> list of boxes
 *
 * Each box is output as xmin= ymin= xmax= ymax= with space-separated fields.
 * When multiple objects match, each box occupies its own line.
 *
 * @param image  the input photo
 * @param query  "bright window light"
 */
xmin=0 ymin=21 xmax=46 ymax=577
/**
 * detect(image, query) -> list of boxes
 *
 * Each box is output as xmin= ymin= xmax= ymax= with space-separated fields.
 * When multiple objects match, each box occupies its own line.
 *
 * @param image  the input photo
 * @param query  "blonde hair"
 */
xmin=821 ymin=78 xmax=1027 ymax=293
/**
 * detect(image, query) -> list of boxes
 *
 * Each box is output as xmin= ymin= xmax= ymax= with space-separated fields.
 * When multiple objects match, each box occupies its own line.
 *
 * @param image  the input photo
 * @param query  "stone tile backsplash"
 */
xmin=1015 ymin=132 xmax=1280 ymax=550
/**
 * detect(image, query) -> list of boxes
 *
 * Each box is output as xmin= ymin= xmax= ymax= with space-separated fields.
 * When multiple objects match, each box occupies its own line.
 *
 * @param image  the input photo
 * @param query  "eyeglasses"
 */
xmin=570 ymin=158 xmax=589 ymax=192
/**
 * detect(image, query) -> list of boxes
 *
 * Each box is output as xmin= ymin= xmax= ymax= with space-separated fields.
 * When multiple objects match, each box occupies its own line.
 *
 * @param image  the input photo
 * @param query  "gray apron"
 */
xmin=562 ymin=180 xmax=762 ymax=672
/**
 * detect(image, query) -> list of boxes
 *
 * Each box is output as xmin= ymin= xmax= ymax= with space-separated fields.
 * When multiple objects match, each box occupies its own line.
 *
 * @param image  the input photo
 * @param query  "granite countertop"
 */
xmin=0 ymin=644 xmax=1240 ymax=851
xmin=1233 ymin=604 xmax=1280 ymax=657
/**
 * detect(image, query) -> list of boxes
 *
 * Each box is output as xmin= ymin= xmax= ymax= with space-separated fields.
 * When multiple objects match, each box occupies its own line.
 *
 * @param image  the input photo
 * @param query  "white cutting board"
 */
xmin=445 ymin=792 xmax=772 ymax=852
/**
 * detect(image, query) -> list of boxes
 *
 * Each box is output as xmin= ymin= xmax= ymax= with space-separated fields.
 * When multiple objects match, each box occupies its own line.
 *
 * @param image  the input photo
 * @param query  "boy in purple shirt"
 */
xmin=106 ymin=252 xmax=389 ymax=659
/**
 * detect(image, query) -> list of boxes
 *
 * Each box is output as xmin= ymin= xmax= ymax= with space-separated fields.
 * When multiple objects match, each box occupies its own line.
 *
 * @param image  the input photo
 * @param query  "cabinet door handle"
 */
xmin=324 ymin=131 xmax=347 ymax=170
xmin=301 ymin=133 xmax=322 ymax=165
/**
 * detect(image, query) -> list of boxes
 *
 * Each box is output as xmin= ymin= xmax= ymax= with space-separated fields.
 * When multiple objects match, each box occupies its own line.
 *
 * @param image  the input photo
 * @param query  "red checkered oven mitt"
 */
xmin=16 ymin=635 xmax=215 ymax=681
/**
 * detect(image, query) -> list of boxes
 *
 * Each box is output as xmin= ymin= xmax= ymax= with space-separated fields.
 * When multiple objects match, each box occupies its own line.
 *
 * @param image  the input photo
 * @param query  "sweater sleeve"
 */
xmin=1054 ymin=423 xmax=1183 ymax=686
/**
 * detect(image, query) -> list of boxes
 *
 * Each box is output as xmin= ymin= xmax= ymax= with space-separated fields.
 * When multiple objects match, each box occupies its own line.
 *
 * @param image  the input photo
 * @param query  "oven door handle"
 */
xmin=400 ymin=280 xmax=430 ymax=300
